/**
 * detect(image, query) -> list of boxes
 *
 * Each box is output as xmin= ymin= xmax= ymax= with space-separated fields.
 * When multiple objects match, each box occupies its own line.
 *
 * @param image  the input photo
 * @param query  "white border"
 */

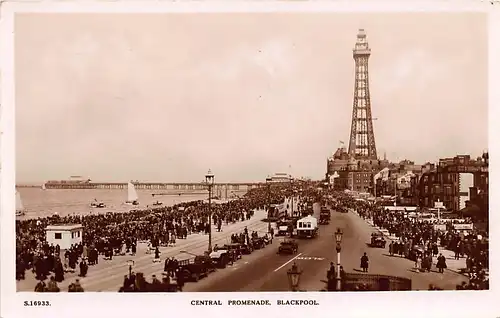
xmin=1 ymin=1 xmax=499 ymax=318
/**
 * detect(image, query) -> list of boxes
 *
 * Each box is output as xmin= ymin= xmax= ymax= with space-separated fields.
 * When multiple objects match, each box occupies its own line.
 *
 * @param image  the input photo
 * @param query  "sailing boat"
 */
xmin=152 ymin=200 xmax=163 ymax=206
xmin=125 ymin=182 xmax=139 ymax=205
xmin=41 ymin=183 xmax=46 ymax=190
xmin=16 ymin=190 xmax=26 ymax=216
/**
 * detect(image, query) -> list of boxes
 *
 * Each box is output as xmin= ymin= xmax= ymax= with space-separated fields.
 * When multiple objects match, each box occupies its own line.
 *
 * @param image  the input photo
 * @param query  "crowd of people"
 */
xmin=16 ymin=183 xmax=304 ymax=291
xmin=343 ymin=196 xmax=489 ymax=290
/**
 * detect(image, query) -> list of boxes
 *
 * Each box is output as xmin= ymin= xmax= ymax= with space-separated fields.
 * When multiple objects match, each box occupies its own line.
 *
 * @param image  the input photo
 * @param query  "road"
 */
xmin=186 ymin=203 xmax=468 ymax=292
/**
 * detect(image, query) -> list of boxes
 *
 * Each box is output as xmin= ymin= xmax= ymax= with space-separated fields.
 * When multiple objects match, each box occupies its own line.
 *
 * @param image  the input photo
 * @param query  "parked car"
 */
xmin=177 ymin=255 xmax=215 ymax=282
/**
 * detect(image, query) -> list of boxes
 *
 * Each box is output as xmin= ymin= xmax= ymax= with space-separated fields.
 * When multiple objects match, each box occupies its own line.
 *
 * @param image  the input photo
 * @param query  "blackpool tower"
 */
xmin=347 ymin=29 xmax=378 ymax=160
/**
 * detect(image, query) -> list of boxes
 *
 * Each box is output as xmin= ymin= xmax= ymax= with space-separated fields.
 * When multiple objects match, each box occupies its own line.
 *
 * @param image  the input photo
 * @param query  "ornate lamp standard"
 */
xmin=266 ymin=176 xmax=272 ymax=233
xmin=205 ymin=170 xmax=215 ymax=253
xmin=335 ymin=228 xmax=343 ymax=291
xmin=126 ymin=260 xmax=135 ymax=278
xmin=286 ymin=262 xmax=303 ymax=292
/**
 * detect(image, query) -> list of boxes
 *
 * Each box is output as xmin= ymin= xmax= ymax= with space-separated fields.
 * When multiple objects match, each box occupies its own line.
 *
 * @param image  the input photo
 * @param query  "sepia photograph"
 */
xmin=1 ymin=1 xmax=499 ymax=317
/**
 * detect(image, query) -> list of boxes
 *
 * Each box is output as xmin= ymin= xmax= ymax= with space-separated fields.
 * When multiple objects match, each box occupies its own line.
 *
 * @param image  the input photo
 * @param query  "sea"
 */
xmin=15 ymin=188 xmax=244 ymax=220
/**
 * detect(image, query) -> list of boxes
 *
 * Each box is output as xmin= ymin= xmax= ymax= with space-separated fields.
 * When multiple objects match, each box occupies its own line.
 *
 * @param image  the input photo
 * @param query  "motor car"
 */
xmin=278 ymin=239 xmax=298 ymax=255
xmin=370 ymin=232 xmax=387 ymax=248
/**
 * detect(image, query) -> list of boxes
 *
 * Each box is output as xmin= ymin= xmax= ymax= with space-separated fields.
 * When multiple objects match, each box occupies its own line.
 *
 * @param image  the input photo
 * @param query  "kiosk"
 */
xmin=45 ymin=224 xmax=83 ymax=250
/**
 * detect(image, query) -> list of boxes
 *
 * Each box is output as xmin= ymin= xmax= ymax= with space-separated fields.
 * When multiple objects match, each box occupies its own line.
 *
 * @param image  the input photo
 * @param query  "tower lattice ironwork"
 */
xmin=348 ymin=29 xmax=377 ymax=160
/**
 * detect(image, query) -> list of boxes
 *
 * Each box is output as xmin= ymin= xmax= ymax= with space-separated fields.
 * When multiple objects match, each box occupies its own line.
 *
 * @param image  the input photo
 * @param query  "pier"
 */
xmin=16 ymin=182 xmax=266 ymax=198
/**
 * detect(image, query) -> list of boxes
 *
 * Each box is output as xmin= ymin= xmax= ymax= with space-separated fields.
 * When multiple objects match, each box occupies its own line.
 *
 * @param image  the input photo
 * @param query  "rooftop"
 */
xmin=46 ymin=224 xmax=83 ymax=231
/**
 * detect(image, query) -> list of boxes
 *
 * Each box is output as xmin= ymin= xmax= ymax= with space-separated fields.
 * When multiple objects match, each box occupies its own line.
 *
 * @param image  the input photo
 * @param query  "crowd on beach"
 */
xmin=341 ymin=195 xmax=489 ymax=290
xmin=16 ymin=183 xmax=302 ymax=291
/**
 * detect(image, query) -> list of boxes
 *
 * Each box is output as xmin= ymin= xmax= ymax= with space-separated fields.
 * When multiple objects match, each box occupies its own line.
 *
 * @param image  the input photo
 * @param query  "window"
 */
xmin=55 ymin=233 xmax=62 ymax=239
xmin=71 ymin=232 xmax=75 ymax=239
xmin=434 ymin=185 xmax=440 ymax=194
xmin=298 ymin=222 xmax=303 ymax=228
xmin=77 ymin=231 xmax=80 ymax=237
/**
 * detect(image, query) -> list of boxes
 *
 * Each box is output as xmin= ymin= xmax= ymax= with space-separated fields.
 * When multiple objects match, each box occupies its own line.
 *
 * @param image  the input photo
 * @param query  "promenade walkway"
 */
xmin=354 ymin=211 xmax=467 ymax=275
xmin=17 ymin=209 xmax=271 ymax=292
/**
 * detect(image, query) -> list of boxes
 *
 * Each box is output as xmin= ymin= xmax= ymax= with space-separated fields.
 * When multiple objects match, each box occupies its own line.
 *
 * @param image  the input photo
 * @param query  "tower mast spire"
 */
xmin=348 ymin=29 xmax=378 ymax=160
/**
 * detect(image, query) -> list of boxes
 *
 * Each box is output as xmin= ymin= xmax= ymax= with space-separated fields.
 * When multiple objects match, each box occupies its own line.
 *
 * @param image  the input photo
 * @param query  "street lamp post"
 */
xmin=335 ymin=228 xmax=343 ymax=291
xmin=126 ymin=260 xmax=134 ymax=278
xmin=206 ymin=170 xmax=215 ymax=253
xmin=286 ymin=262 xmax=303 ymax=292
xmin=266 ymin=176 xmax=272 ymax=233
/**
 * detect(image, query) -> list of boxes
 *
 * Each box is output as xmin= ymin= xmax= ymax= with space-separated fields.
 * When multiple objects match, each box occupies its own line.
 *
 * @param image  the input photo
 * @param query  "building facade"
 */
xmin=416 ymin=154 xmax=488 ymax=212
xmin=327 ymin=148 xmax=382 ymax=193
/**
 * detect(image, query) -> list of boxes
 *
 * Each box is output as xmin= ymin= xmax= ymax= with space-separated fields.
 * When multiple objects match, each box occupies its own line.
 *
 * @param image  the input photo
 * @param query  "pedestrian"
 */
xmin=47 ymin=276 xmax=60 ymax=292
xmin=79 ymin=259 xmax=88 ymax=277
xmin=436 ymin=253 xmax=447 ymax=273
xmin=415 ymin=253 xmax=422 ymax=272
xmin=153 ymin=246 xmax=161 ymax=263
xmin=34 ymin=280 xmax=47 ymax=292
xmin=360 ymin=253 xmax=369 ymax=272
xmin=176 ymin=270 xmax=185 ymax=292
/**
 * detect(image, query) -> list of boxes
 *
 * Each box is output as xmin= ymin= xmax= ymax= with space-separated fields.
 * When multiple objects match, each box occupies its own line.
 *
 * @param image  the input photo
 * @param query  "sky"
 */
xmin=14 ymin=12 xmax=488 ymax=183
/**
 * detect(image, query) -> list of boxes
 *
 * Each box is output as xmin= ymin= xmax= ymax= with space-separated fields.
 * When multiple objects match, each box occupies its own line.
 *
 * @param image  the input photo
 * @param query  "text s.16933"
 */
xmin=24 ymin=300 xmax=51 ymax=307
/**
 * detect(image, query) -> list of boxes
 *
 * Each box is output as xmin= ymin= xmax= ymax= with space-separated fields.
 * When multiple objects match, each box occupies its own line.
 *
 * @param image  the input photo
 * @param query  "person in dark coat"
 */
xmin=72 ymin=279 xmax=84 ymax=292
xmin=54 ymin=260 xmax=64 ymax=282
xmin=432 ymin=243 xmax=439 ymax=257
xmin=69 ymin=253 xmax=77 ymax=270
xmin=176 ymin=270 xmax=185 ymax=292
xmin=120 ymin=275 xmax=130 ymax=292
xmin=388 ymin=241 xmax=394 ymax=256
xmin=340 ymin=266 xmax=346 ymax=284
xmin=34 ymin=280 xmax=47 ymax=292
xmin=131 ymin=244 xmax=137 ymax=256
xmin=16 ymin=256 xmax=26 ymax=280
xmin=326 ymin=262 xmax=336 ymax=291
xmin=94 ymin=248 xmax=99 ymax=264
xmin=154 ymin=247 xmax=160 ymax=260
xmin=164 ymin=258 xmax=170 ymax=272
xmin=360 ymin=253 xmax=369 ymax=272
xmin=47 ymin=276 xmax=60 ymax=292
xmin=151 ymin=275 xmax=161 ymax=292
xmin=79 ymin=259 xmax=88 ymax=277
xmin=436 ymin=253 xmax=447 ymax=273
